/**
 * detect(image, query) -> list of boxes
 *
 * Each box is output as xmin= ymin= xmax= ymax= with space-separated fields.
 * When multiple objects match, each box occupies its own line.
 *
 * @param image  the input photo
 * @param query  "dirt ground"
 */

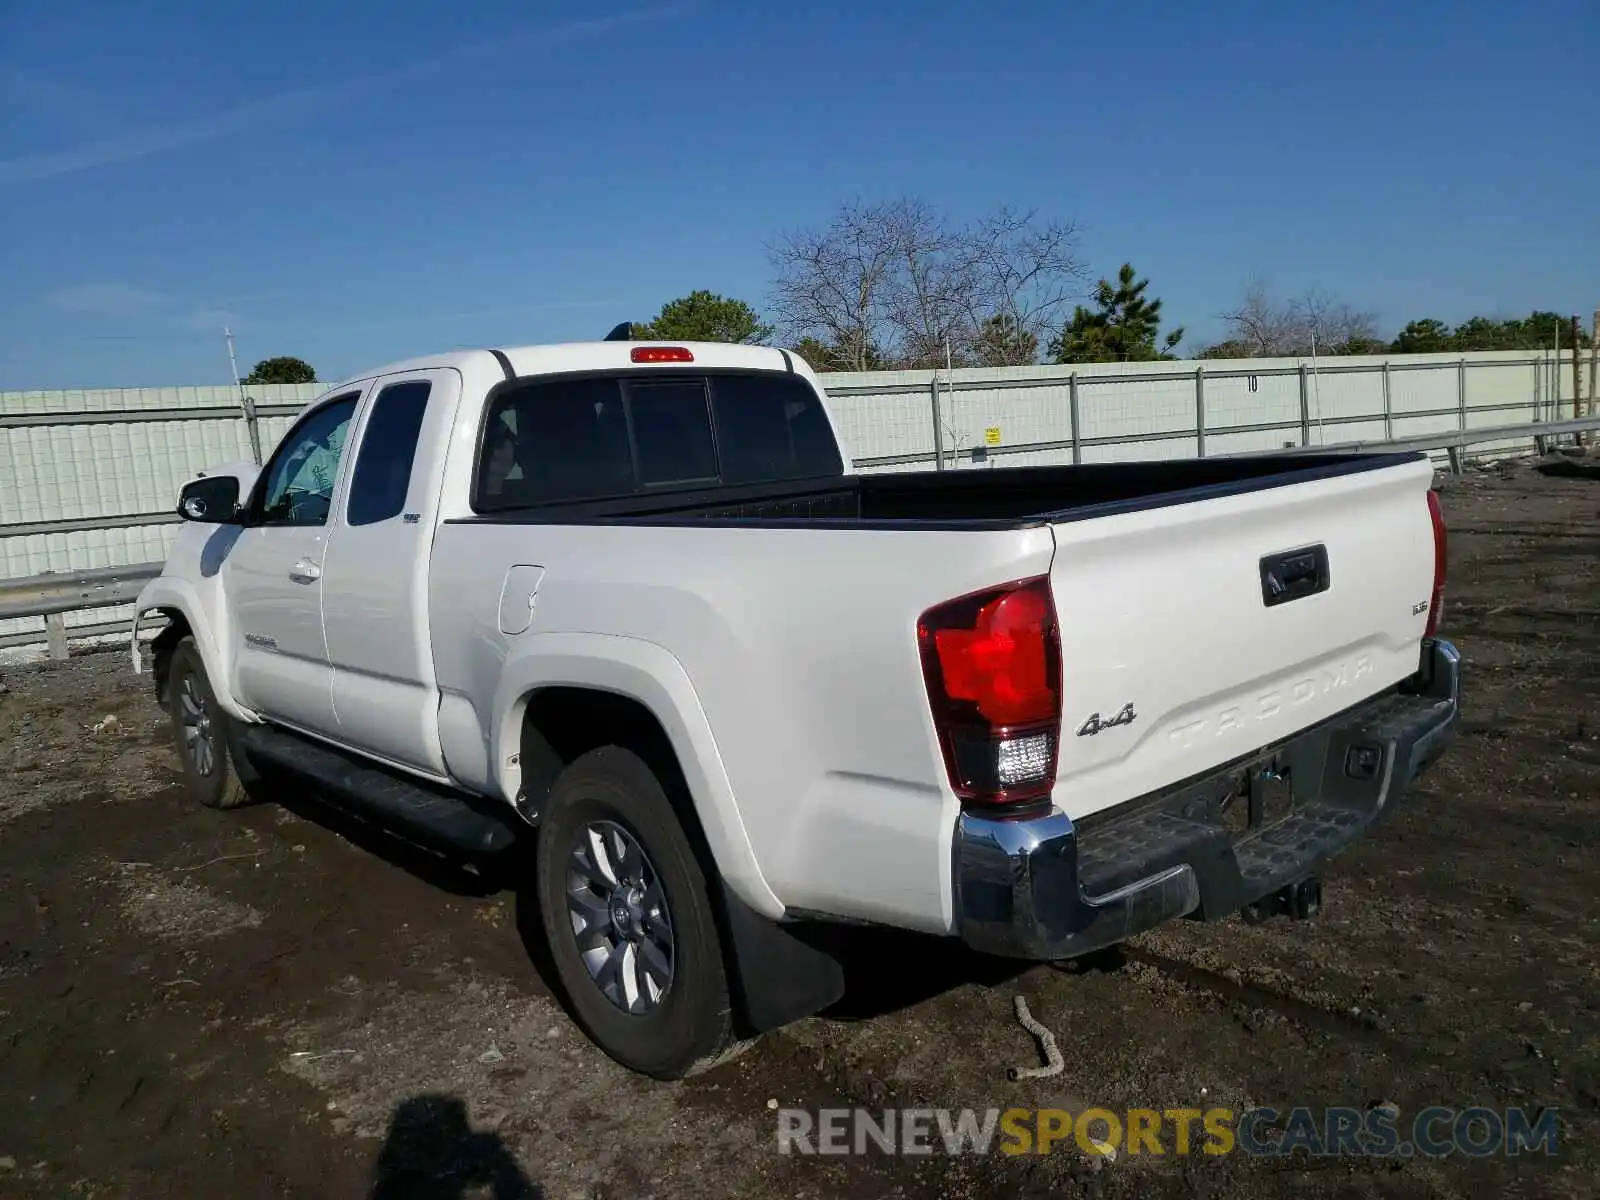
xmin=1 ymin=463 xmax=1596 ymax=1199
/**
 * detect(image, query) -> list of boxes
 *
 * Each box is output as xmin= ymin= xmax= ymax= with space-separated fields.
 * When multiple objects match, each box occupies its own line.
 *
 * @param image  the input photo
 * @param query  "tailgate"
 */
xmin=1048 ymin=455 xmax=1438 ymax=821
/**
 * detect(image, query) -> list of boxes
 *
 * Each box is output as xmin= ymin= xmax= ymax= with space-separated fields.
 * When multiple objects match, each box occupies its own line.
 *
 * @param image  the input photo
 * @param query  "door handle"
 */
xmin=1260 ymin=545 xmax=1329 ymax=607
xmin=289 ymin=559 xmax=322 ymax=584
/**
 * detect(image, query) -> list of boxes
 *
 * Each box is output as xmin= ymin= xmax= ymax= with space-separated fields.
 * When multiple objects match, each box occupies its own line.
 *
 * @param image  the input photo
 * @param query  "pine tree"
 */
xmin=1049 ymin=264 xmax=1183 ymax=363
xmin=974 ymin=313 xmax=1039 ymax=366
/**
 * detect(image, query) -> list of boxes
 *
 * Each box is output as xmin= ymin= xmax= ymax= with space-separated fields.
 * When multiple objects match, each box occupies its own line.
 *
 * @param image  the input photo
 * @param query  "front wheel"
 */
xmin=534 ymin=746 xmax=734 ymax=1079
xmin=166 ymin=636 xmax=258 ymax=810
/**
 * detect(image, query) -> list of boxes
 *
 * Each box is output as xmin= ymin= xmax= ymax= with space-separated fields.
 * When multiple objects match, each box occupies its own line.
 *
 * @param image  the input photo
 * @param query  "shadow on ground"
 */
xmin=371 ymin=1093 xmax=542 ymax=1199
xmin=810 ymin=926 xmax=1030 ymax=1020
xmin=253 ymin=765 xmax=520 ymax=900
xmin=253 ymin=765 xmax=1040 ymax=1029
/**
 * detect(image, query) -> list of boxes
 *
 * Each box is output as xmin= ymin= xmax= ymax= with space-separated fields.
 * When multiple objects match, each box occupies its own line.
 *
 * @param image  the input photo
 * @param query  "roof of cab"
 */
xmin=324 ymin=340 xmax=808 ymax=395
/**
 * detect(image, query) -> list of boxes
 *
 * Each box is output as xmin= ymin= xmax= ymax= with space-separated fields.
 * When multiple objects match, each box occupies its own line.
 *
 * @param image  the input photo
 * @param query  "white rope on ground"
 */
xmin=1007 ymin=994 xmax=1064 ymax=1080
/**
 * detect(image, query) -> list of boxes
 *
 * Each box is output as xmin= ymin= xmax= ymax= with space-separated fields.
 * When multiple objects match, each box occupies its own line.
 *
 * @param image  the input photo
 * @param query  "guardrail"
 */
xmin=0 ymin=563 xmax=161 ymax=657
xmin=1 ymin=412 xmax=1594 ymax=657
xmin=1231 ymin=415 xmax=1600 ymax=472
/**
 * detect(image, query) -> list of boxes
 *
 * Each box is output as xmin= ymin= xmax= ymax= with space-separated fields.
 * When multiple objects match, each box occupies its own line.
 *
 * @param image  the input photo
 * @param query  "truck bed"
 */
xmin=432 ymin=440 xmax=1439 ymax=925
xmin=456 ymin=452 xmax=1422 ymax=528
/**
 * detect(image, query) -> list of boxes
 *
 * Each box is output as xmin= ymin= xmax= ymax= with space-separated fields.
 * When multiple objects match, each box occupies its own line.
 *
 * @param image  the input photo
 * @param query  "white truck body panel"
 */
xmin=320 ymin=367 xmax=461 ymax=775
xmin=429 ymin=518 xmax=1058 ymax=929
xmin=1046 ymin=455 xmax=1436 ymax=819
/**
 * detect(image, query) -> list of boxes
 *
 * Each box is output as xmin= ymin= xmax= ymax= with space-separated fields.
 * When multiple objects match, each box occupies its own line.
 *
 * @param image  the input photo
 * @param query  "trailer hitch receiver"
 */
xmin=1241 ymin=876 xmax=1322 ymax=924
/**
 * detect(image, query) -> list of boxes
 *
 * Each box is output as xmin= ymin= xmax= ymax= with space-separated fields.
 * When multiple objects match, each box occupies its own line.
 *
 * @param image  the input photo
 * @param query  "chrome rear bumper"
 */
xmin=954 ymin=638 xmax=1462 ymax=959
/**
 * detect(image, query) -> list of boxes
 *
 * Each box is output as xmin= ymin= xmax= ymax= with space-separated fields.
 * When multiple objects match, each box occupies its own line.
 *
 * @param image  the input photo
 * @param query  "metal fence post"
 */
xmin=1530 ymin=359 xmax=1547 ymax=455
xmin=241 ymin=394 xmax=263 ymax=465
xmin=1590 ymin=305 xmax=1600 ymax=447
xmin=1195 ymin=366 xmax=1207 ymax=457
xmin=929 ymin=375 xmax=945 ymax=471
xmin=1298 ymin=364 xmax=1311 ymax=446
xmin=1381 ymin=361 xmax=1393 ymax=441
xmin=1572 ymin=316 xmax=1583 ymax=424
xmin=1457 ymin=357 xmax=1467 ymax=434
xmin=1069 ymin=372 xmax=1082 ymax=465
xmin=45 ymin=613 xmax=69 ymax=660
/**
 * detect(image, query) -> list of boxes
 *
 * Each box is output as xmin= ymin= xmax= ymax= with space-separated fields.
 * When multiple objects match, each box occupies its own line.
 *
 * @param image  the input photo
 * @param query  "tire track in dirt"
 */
xmin=1114 ymin=944 xmax=1399 ymax=1049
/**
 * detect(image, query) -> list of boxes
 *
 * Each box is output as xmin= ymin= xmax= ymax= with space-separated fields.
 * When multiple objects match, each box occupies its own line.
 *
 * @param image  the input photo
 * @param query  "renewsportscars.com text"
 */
xmin=776 ymin=1105 xmax=1559 ymax=1159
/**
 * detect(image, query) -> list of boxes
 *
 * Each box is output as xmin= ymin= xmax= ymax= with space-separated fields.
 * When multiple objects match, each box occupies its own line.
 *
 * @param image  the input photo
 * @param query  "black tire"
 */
xmin=535 ymin=746 xmax=734 ymax=1079
xmin=166 ymin=636 xmax=258 ymax=810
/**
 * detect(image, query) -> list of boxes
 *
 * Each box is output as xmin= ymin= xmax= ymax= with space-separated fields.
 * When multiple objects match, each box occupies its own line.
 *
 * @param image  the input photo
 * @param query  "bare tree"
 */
xmin=767 ymin=198 xmax=1086 ymax=370
xmin=1215 ymin=279 xmax=1380 ymax=357
xmin=766 ymin=199 xmax=902 ymax=371
xmin=879 ymin=198 xmax=976 ymax=369
xmin=1218 ymin=279 xmax=1296 ymax=356
xmin=961 ymin=207 xmax=1086 ymax=366
xmin=1295 ymin=287 xmax=1380 ymax=353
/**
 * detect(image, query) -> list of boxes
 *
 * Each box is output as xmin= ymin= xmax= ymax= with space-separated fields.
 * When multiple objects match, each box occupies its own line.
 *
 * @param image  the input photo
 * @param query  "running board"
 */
xmin=236 ymin=725 xmax=520 ymax=855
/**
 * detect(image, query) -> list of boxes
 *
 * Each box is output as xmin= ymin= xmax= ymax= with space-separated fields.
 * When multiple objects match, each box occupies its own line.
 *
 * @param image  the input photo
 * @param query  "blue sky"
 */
xmin=2 ymin=0 xmax=1595 ymax=388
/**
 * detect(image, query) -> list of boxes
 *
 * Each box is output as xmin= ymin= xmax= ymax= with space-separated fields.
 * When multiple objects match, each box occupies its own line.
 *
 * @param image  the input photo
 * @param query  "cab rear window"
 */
xmin=709 ymin=373 xmax=844 ymax=485
xmin=474 ymin=371 xmax=842 ymax=510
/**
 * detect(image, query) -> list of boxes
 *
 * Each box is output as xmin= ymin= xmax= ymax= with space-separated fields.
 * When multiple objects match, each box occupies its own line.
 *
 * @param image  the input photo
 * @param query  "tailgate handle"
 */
xmin=1260 ymin=545 xmax=1330 ymax=607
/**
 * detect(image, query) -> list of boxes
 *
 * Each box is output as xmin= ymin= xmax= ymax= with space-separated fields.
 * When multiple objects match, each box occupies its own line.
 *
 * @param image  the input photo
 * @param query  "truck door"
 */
xmin=225 ymin=389 xmax=364 ymax=736
xmin=318 ymin=369 xmax=458 ymax=774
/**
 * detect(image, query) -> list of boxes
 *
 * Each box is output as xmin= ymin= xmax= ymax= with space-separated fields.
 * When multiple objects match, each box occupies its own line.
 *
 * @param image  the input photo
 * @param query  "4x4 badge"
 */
xmin=1077 ymin=703 xmax=1137 ymax=737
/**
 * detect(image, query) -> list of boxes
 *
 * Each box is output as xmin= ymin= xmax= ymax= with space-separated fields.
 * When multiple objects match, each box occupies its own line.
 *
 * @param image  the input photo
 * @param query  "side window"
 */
xmin=709 ymin=374 xmax=843 ymax=483
xmin=346 ymin=380 xmax=432 ymax=526
xmin=627 ymin=380 xmax=717 ymax=487
xmin=478 ymin=378 xmax=633 ymax=507
xmin=257 ymin=396 xmax=359 ymax=526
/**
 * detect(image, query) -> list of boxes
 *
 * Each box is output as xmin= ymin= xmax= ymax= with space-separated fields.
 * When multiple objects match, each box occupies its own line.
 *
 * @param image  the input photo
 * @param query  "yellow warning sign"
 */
xmin=984 ymin=427 xmax=1002 ymax=446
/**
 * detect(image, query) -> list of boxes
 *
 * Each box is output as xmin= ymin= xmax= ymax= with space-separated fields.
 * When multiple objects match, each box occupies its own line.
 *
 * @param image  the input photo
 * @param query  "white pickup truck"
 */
xmin=133 ymin=336 xmax=1460 ymax=1078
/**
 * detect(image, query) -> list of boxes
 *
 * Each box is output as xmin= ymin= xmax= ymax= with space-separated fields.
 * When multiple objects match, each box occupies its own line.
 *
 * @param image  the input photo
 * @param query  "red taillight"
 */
xmin=918 ymin=576 xmax=1061 ymax=808
xmin=630 ymin=345 xmax=694 ymax=363
xmin=933 ymin=589 xmax=1055 ymax=724
xmin=1425 ymin=489 xmax=1447 ymax=637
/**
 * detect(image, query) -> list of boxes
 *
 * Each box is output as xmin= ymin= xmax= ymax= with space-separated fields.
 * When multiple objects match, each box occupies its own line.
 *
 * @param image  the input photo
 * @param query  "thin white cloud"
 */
xmin=0 ymin=7 xmax=684 ymax=186
xmin=176 ymin=306 xmax=245 ymax=333
xmin=44 ymin=282 xmax=170 ymax=314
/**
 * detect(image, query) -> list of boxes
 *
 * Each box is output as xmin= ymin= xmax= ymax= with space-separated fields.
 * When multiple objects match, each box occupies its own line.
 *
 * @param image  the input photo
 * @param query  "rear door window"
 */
xmin=709 ymin=374 xmax=843 ymax=483
xmin=347 ymin=380 xmax=431 ymax=526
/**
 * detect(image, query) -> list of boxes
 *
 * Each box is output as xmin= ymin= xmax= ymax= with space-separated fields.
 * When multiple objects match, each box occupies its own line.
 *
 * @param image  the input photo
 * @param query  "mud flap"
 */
xmin=717 ymin=888 xmax=845 ymax=1036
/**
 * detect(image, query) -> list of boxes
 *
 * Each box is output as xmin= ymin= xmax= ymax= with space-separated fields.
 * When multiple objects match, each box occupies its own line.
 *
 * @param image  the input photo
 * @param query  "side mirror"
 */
xmin=177 ymin=474 xmax=243 ymax=523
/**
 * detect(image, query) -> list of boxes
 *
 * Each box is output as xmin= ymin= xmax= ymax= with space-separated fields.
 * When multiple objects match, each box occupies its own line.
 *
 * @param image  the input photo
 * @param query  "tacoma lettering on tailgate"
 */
xmin=1166 ymin=655 xmax=1375 ymax=749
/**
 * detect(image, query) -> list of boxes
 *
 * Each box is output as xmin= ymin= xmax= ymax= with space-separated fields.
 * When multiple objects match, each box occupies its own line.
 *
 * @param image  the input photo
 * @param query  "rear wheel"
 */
xmin=535 ymin=746 xmax=733 ymax=1079
xmin=166 ymin=637 xmax=258 ymax=810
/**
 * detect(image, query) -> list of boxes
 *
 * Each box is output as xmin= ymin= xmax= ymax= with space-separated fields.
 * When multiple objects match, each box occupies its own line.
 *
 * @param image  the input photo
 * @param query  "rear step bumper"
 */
xmin=953 ymin=638 xmax=1461 ymax=960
